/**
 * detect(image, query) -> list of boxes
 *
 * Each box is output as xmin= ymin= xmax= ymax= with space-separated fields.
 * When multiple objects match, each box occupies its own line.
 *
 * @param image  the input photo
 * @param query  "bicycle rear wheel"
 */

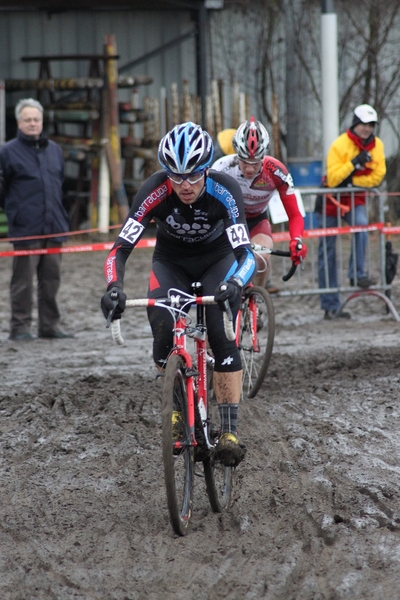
xmin=203 ymin=362 xmax=233 ymax=512
xmin=162 ymin=354 xmax=194 ymax=536
xmin=239 ymin=285 xmax=275 ymax=398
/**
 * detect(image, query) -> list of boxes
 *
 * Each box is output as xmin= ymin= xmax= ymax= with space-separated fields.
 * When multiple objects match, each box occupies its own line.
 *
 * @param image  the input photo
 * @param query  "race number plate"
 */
xmin=119 ymin=218 xmax=145 ymax=244
xmin=226 ymin=223 xmax=250 ymax=248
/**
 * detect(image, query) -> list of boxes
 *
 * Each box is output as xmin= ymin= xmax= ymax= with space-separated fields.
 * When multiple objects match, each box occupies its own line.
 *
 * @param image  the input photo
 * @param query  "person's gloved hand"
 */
xmin=101 ymin=286 xmax=127 ymax=321
xmin=289 ymin=238 xmax=308 ymax=266
xmin=214 ymin=278 xmax=241 ymax=311
xmin=351 ymin=151 xmax=371 ymax=169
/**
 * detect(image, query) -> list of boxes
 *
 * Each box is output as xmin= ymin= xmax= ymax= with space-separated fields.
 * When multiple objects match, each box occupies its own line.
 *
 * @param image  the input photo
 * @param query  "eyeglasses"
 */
xmin=238 ymin=158 xmax=262 ymax=166
xmin=167 ymin=171 xmax=205 ymax=185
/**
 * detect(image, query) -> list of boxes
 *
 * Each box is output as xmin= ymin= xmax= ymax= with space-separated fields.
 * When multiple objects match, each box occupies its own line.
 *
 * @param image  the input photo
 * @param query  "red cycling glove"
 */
xmin=289 ymin=237 xmax=308 ymax=266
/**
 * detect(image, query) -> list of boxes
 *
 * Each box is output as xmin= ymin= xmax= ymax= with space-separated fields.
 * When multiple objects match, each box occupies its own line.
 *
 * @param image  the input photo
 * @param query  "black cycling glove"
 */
xmin=101 ymin=285 xmax=127 ymax=321
xmin=351 ymin=151 xmax=371 ymax=169
xmin=214 ymin=279 xmax=241 ymax=311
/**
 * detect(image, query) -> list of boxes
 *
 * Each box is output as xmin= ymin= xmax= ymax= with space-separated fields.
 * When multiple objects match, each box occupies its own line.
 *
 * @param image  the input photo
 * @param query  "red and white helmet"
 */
xmin=232 ymin=117 xmax=270 ymax=160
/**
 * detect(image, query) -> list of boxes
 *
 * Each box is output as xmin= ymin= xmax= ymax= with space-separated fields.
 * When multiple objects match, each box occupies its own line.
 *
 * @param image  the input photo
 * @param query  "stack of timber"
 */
xmin=3 ymin=39 xmax=155 ymax=233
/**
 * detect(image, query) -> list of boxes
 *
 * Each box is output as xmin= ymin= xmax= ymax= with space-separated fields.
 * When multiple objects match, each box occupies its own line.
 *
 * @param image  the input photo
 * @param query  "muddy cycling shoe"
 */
xmin=171 ymin=410 xmax=183 ymax=442
xmin=324 ymin=309 xmax=351 ymax=321
xmin=349 ymin=276 xmax=377 ymax=289
xmin=216 ymin=432 xmax=247 ymax=467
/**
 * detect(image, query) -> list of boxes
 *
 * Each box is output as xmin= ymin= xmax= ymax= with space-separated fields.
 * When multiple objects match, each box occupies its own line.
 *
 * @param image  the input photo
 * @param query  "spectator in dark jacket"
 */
xmin=0 ymin=98 xmax=73 ymax=340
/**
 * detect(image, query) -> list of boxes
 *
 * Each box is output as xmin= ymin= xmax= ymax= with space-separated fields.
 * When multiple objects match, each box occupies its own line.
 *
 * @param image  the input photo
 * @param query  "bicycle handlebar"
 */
xmin=109 ymin=293 xmax=236 ymax=345
xmin=251 ymin=243 xmax=298 ymax=282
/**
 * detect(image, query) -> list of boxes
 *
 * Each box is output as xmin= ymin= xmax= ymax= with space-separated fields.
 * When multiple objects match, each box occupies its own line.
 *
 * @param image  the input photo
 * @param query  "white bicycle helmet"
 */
xmin=353 ymin=104 xmax=378 ymax=124
xmin=232 ymin=117 xmax=270 ymax=160
xmin=158 ymin=122 xmax=214 ymax=174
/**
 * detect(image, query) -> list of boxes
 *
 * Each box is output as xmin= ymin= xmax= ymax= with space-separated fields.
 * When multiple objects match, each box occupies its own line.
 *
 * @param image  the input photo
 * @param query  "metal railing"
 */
xmin=270 ymin=186 xmax=399 ymax=321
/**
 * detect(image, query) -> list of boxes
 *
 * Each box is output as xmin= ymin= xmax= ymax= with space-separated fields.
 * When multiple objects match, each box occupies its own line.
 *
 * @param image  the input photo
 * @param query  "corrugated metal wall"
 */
xmin=0 ymin=9 xmax=198 ymax=127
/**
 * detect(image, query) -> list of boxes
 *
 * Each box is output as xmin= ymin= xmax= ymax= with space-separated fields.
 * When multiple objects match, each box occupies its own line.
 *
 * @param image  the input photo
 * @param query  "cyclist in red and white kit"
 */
xmin=212 ymin=117 xmax=307 ymax=288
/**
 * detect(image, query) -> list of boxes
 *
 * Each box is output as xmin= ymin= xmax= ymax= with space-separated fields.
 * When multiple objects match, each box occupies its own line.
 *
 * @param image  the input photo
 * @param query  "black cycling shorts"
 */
xmin=146 ymin=250 xmax=242 ymax=373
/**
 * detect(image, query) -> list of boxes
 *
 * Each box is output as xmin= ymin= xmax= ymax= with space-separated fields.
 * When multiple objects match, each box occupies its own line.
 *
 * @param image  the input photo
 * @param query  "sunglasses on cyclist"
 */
xmin=167 ymin=170 xmax=206 ymax=185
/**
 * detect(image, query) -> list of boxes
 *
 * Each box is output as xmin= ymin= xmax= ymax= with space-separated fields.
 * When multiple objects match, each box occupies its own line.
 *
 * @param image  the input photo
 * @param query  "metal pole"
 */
xmin=197 ymin=3 xmax=208 ymax=129
xmin=321 ymin=0 xmax=339 ymax=168
xmin=285 ymin=0 xmax=298 ymax=158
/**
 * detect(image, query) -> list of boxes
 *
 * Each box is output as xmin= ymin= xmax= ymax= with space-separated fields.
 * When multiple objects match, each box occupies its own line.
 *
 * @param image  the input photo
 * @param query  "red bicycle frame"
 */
xmin=236 ymin=285 xmax=260 ymax=353
xmin=169 ymin=296 xmax=211 ymax=454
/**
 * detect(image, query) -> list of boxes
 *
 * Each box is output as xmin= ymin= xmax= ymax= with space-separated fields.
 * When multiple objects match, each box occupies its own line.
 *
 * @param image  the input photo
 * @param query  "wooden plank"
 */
xmin=5 ymin=78 xmax=104 ymax=91
xmin=103 ymin=33 xmax=129 ymax=224
xmin=119 ymin=109 xmax=153 ymax=123
xmin=117 ymin=75 xmax=153 ymax=88
xmin=47 ymin=109 xmax=100 ymax=122
xmin=50 ymin=135 xmax=105 ymax=148
xmin=22 ymin=54 xmax=119 ymax=61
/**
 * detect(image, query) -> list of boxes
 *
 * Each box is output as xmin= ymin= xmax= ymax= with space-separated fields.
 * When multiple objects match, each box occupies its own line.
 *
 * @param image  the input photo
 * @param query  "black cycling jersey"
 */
xmin=104 ymin=169 xmax=256 ymax=372
xmin=105 ymin=169 xmax=255 ymax=289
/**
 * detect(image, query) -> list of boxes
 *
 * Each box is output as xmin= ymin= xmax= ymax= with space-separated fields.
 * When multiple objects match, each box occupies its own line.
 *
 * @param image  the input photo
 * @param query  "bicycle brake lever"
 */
xmin=105 ymin=289 xmax=120 ymax=329
xmin=223 ymin=298 xmax=233 ymax=322
xmin=105 ymin=302 xmax=118 ymax=328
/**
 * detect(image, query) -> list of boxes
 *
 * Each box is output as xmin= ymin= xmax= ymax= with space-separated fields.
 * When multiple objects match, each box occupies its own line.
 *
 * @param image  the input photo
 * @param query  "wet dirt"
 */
xmin=1 ymin=245 xmax=400 ymax=600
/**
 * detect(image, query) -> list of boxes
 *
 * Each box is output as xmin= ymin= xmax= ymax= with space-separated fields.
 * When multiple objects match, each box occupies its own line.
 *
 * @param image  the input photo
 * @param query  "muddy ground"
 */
xmin=1 ymin=240 xmax=400 ymax=600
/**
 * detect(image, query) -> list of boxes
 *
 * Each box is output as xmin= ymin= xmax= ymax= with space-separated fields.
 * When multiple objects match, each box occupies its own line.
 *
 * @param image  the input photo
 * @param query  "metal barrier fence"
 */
xmin=271 ymin=186 xmax=400 ymax=321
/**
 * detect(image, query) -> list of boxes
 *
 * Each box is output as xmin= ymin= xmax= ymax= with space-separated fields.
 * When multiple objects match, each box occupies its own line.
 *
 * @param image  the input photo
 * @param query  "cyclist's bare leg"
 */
xmin=251 ymin=232 xmax=273 ymax=287
xmin=213 ymin=370 xmax=242 ymax=404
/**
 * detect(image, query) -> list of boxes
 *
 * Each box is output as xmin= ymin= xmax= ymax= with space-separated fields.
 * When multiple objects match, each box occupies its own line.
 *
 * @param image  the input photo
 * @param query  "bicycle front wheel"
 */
xmin=203 ymin=362 xmax=233 ymax=512
xmin=162 ymin=354 xmax=194 ymax=536
xmin=239 ymin=285 xmax=275 ymax=399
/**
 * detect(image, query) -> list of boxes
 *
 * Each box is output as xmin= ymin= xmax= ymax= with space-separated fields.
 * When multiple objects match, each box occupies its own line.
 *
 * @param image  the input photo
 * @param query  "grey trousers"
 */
xmin=10 ymin=242 xmax=62 ymax=336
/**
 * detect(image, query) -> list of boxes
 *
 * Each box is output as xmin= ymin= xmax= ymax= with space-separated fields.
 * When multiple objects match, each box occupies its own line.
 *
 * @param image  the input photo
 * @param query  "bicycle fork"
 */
xmin=237 ymin=292 xmax=260 ymax=353
xmin=170 ymin=316 xmax=197 ymax=453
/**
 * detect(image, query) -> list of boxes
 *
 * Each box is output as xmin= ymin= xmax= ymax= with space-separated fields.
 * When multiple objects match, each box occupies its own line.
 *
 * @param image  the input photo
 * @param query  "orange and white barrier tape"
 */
xmin=0 ymin=221 xmax=399 ymax=258
xmin=0 ymin=237 xmax=156 ymax=257
xmin=271 ymin=222 xmax=385 ymax=243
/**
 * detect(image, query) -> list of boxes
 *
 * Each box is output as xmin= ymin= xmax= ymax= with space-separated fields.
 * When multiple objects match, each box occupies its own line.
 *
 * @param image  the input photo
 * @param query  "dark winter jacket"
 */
xmin=0 ymin=130 xmax=69 ymax=245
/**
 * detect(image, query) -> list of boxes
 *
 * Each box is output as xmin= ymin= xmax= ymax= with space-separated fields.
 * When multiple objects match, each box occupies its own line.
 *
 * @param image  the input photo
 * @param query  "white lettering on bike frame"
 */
xmin=226 ymin=223 xmax=250 ymax=248
xmin=119 ymin=218 xmax=145 ymax=244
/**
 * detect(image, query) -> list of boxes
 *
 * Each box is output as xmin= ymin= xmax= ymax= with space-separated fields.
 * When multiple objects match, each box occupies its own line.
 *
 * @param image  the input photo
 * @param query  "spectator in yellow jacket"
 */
xmin=315 ymin=104 xmax=386 ymax=320
xmin=212 ymin=128 xmax=236 ymax=161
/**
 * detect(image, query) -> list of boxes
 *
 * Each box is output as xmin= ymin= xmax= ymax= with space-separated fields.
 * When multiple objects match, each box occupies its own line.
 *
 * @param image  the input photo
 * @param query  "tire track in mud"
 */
xmin=2 ymin=247 xmax=400 ymax=598
xmin=241 ymin=346 xmax=400 ymax=598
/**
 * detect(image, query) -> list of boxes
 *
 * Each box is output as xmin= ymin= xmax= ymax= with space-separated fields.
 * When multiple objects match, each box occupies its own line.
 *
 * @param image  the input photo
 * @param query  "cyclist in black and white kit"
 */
xmin=101 ymin=122 xmax=256 ymax=467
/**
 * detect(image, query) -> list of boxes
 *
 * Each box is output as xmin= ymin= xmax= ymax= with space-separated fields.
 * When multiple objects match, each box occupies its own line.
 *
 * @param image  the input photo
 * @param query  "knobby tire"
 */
xmin=203 ymin=362 xmax=233 ymax=512
xmin=239 ymin=285 xmax=275 ymax=398
xmin=162 ymin=354 xmax=194 ymax=536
